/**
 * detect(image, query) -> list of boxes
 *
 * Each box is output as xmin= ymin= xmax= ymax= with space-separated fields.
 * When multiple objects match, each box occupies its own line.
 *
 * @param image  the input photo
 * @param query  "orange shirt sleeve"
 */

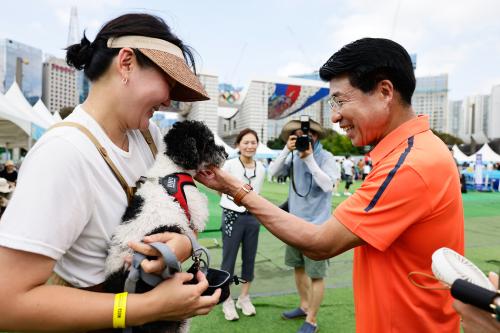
xmin=335 ymin=163 xmax=432 ymax=251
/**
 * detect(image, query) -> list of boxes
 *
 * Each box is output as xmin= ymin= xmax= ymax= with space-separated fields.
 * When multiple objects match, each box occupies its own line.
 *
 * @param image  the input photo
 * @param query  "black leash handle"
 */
xmin=451 ymin=279 xmax=499 ymax=319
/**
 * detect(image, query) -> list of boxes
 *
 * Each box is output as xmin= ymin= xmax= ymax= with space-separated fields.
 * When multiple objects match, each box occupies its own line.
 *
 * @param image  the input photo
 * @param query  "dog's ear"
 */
xmin=164 ymin=122 xmax=201 ymax=170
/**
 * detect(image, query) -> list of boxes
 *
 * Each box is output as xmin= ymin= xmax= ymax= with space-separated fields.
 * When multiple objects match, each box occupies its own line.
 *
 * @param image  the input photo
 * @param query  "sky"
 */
xmin=1 ymin=0 xmax=499 ymax=100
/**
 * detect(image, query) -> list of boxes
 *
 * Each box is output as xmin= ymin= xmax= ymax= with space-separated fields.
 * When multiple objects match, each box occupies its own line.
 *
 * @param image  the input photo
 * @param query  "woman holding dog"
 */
xmin=219 ymin=128 xmax=266 ymax=321
xmin=0 ymin=13 xmax=220 ymax=331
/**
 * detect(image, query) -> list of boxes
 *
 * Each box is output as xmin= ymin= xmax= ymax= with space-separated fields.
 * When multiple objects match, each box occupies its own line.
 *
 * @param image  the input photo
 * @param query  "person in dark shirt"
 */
xmin=0 ymin=161 xmax=17 ymax=184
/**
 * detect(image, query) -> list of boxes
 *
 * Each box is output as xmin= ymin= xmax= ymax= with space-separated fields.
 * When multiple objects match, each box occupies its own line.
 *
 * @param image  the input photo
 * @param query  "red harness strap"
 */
xmin=159 ymin=173 xmax=196 ymax=222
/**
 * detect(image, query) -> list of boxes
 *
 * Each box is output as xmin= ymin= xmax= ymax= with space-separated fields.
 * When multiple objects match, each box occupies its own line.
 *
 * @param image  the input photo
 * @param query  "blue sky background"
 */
xmin=1 ymin=0 xmax=499 ymax=100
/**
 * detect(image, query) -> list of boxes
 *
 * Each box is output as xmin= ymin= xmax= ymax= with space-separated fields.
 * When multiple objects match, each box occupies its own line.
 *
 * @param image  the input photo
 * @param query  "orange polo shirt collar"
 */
xmin=369 ymin=115 xmax=430 ymax=166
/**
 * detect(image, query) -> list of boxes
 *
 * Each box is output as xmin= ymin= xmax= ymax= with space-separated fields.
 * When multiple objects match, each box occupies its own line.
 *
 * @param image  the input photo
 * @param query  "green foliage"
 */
xmin=266 ymin=137 xmax=286 ymax=150
xmin=320 ymin=129 xmax=365 ymax=156
xmin=431 ymin=129 xmax=464 ymax=146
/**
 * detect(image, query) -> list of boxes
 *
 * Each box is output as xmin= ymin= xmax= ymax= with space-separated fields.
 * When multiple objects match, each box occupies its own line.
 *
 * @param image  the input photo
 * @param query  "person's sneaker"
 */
xmin=222 ymin=297 xmax=239 ymax=321
xmin=343 ymin=192 xmax=352 ymax=196
xmin=236 ymin=294 xmax=256 ymax=316
xmin=297 ymin=321 xmax=319 ymax=333
xmin=281 ymin=307 xmax=307 ymax=320
xmin=333 ymin=192 xmax=341 ymax=197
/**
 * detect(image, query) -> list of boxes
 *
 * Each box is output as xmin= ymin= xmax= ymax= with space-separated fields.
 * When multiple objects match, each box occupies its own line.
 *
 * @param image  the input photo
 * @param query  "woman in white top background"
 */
xmin=219 ymin=128 xmax=266 ymax=321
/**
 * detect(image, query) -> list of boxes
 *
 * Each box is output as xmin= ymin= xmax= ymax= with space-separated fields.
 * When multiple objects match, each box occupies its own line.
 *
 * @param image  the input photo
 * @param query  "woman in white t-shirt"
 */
xmin=0 ymin=13 xmax=220 ymax=331
xmin=219 ymin=128 xmax=266 ymax=321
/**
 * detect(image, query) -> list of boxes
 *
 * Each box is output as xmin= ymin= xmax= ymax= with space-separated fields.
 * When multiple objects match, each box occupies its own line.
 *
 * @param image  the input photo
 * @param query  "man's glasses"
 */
xmin=327 ymin=95 xmax=344 ymax=112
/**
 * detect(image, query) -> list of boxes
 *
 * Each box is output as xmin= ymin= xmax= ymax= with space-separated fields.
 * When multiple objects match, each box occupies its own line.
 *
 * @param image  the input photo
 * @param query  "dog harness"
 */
xmin=159 ymin=173 xmax=196 ymax=222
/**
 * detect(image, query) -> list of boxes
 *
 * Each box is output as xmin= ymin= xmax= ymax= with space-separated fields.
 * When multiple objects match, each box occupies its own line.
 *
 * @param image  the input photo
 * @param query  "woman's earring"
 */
xmin=122 ymin=76 xmax=128 ymax=85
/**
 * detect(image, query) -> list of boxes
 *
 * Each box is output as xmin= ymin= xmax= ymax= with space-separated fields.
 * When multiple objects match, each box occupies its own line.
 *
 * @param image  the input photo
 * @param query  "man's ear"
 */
xmin=378 ymin=79 xmax=394 ymax=103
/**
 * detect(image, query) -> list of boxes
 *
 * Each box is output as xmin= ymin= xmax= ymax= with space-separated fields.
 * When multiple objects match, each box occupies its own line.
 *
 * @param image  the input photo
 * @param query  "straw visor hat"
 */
xmin=107 ymin=35 xmax=209 ymax=102
xmin=280 ymin=118 xmax=326 ymax=141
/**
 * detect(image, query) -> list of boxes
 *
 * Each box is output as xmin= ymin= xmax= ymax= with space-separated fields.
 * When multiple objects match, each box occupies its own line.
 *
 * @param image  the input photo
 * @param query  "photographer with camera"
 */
xmin=269 ymin=116 xmax=340 ymax=333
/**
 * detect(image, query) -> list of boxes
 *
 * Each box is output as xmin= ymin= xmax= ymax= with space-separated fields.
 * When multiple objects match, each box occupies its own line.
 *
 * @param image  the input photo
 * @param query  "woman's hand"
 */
xmin=147 ymin=270 xmax=221 ymax=321
xmin=127 ymin=232 xmax=193 ymax=275
xmin=195 ymin=167 xmax=243 ymax=196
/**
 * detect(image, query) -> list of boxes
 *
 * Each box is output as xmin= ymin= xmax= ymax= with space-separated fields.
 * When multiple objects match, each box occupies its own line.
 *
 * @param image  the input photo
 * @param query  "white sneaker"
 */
xmin=343 ymin=192 xmax=352 ymax=196
xmin=222 ymin=297 xmax=239 ymax=321
xmin=333 ymin=193 xmax=341 ymax=197
xmin=236 ymin=294 xmax=256 ymax=316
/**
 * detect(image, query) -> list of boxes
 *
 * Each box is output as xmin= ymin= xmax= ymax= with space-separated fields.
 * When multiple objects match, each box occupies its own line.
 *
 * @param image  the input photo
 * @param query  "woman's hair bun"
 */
xmin=66 ymin=32 xmax=94 ymax=70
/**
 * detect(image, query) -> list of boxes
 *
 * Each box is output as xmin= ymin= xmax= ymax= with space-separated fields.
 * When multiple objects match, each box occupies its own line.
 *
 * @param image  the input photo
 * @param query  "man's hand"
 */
xmin=299 ymin=142 xmax=313 ymax=159
xmin=452 ymin=272 xmax=500 ymax=333
xmin=286 ymin=135 xmax=297 ymax=151
xmin=195 ymin=167 xmax=243 ymax=197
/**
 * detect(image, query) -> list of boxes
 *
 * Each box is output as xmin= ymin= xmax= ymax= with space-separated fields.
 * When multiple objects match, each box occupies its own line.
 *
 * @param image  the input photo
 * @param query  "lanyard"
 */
xmin=238 ymin=157 xmax=256 ymax=185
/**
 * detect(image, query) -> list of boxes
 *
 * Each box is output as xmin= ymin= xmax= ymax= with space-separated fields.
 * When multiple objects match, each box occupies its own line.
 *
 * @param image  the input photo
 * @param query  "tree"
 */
xmin=59 ymin=106 xmax=76 ymax=119
xmin=431 ymin=129 xmax=464 ymax=146
xmin=320 ymin=129 xmax=365 ymax=156
xmin=267 ymin=137 xmax=286 ymax=150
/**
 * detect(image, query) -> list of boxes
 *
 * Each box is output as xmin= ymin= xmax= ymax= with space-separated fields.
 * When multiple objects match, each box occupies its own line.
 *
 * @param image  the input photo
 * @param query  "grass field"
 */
xmin=2 ymin=181 xmax=497 ymax=333
xmin=189 ymin=180 xmax=500 ymax=333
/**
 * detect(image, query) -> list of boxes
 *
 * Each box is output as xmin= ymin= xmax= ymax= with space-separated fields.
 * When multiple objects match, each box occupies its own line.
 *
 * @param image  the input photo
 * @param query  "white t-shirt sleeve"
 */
xmin=0 ymin=135 xmax=94 ymax=260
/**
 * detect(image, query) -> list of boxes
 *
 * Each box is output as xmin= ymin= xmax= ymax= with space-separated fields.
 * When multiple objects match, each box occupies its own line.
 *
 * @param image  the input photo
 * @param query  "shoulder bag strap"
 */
xmin=49 ymin=122 xmax=134 ymax=204
xmin=140 ymin=129 xmax=158 ymax=157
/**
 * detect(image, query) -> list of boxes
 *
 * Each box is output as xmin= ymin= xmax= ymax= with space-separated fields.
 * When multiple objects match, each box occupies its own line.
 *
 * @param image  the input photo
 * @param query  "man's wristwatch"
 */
xmin=232 ymin=183 xmax=253 ymax=206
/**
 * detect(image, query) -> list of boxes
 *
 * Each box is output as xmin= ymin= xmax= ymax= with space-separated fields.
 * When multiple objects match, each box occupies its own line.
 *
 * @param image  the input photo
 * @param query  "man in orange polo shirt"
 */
xmin=195 ymin=38 xmax=464 ymax=333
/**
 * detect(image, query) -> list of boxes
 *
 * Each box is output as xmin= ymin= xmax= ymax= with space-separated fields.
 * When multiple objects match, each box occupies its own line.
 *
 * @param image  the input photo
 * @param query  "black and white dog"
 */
xmin=104 ymin=120 xmax=227 ymax=333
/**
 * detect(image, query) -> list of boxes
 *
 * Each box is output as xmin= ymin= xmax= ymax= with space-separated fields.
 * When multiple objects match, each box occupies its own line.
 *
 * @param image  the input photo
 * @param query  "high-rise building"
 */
xmin=412 ymin=74 xmax=448 ymax=132
xmin=185 ymin=73 xmax=219 ymax=134
xmin=0 ymin=38 xmax=42 ymax=105
xmin=447 ymin=100 xmax=463 ymax=138
xmin=66 ymin=6 xmax=89 ymax=103
xmin=42 ymin=56 xmax=79 ymax=113
xmin=489 ymin=84 xmax=500 ymax=140
xmin=462 ymin=94 xmax=490 ymax=143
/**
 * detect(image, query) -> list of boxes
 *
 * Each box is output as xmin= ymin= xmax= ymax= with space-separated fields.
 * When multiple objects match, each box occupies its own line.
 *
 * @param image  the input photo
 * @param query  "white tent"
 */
xmin=53 ymin=111 xmax=63 ymax=122
xmin=0 ymin=92 xmax=31 ymax=149
xmin=472 ymin=143 xmax=500 ymax=163
xmin=452 ymin=145 xmax=474 ymax=163
xmin=33 ymin=99 xmax=57 ymax=125
xmin=256 ymin=143 xmax=279 ymax=159
xmin=5 ymin=82 xmax=52 ymax=129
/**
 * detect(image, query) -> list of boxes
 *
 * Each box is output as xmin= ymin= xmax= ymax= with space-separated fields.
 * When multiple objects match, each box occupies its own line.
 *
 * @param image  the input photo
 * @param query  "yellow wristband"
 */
xmin=113 ymin=292 xmax=128 ymax=329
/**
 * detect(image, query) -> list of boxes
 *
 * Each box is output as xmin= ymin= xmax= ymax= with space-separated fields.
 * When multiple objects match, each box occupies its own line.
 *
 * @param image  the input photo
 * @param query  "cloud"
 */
xmin=276 ymin=61 xmax=315 ymax=77
xmin=323 ymin=0 xmax=500 ymax=99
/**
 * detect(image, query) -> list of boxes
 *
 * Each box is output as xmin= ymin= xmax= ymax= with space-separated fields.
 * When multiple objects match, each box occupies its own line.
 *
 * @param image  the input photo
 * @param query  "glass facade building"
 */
xmin=0 ymin=38 xmax=43 ymax=105
xmin=412 ymin=74 xmax=448 ymax=132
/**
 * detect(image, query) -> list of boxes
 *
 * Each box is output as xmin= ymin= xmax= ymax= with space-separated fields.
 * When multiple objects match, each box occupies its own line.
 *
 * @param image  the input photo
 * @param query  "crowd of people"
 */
xmin=0 ymin=11 xmax=497 ymax=333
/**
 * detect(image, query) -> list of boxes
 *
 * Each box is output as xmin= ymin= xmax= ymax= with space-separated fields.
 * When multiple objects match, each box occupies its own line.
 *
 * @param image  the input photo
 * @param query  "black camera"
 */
xmin=295 ymin=115 xmax=312 ymax=152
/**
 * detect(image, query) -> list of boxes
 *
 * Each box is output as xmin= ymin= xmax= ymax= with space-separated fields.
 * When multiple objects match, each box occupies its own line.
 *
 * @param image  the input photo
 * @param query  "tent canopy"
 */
xmin=452 ymin=145 xmax=474 ymax=163
xmin=473 ymin=143 xmax=500 ymax=163
xmin=5 ymin=82 xmax=52 ymax=129
xmin=33 ymin=99 xmax=57 ymax=125
xmin=0 ymin=93 xmax=30 ymax=149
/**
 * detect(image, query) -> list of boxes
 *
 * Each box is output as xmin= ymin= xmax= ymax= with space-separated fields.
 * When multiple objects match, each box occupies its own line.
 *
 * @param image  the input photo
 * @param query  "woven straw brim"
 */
xmin=280 ymin=120 xmax=326 ymax=141
xmin=139 ymin=48 xmax=209 ymax=102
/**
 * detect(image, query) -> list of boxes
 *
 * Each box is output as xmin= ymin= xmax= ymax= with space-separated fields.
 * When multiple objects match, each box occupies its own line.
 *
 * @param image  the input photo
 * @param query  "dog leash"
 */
xmin=124 ymin=232 xmax=209 ymax=292
xmin=123 ymin=232 xmax=209 ymax=333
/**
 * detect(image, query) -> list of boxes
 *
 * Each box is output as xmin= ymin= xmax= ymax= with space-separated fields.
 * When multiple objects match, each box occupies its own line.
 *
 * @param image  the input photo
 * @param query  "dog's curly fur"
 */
xmin=104 ymin=120 xmax=227 ymax=333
